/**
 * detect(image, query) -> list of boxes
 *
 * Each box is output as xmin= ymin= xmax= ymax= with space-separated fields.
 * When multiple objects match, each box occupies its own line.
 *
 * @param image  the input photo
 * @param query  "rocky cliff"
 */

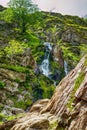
xmin=0 ymin=47 xmax=54 ymax=118
xmin=0 ymin=6 xmax=87 ymax=128
xmin=0 ymin=54 xmax=86 ymax=130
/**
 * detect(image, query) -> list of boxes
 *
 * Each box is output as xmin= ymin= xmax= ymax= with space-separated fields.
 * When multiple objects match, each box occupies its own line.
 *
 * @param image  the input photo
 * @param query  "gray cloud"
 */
xmin=0 ymin=0 xmax=87 ymax=16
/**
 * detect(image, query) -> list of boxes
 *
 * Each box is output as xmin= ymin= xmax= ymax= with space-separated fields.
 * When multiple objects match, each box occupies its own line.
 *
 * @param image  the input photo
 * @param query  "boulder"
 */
xmin=11 ymin=113 xmax=49 ymax=130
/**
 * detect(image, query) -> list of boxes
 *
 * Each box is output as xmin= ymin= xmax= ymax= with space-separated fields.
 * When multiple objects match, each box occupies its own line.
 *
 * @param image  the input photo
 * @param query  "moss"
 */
xmin=0 ymin=104 xmax=4 ymax=111
xmin=31 ymin=43 xmax=45 ymax=64
xmin=49 ymin=120 xmax=58 ymax=130
xmin=14 ymin=100 xmax=26 ymax=110
xmin=0 ymin=64 xmax=29 ymax=73
xmin=23 ymin=72 xmax=55 ymax=101
xmin=0 ymin=81 xmax=5 ymax=89
xmin=7 ymin=113 xmax=25 ymax=121
xmin=14 ymin=99 xmax=32 ymax=110
xmin=14 ymin=78 xmax=21 ymax=83
xmin=25 ymin=99 xmax=32 ymax=106
xmin=0 ymin=113 xmax=6 ymax=121
xmin=67 ymin=72 xmax=85 ymax=111
xmin=39 ymin=80 xmax=55 ymax=99
xmin=84 ymin=56 xmax=87 ymax=67
xmin=0 ymin=113 xmax=25 ymax=124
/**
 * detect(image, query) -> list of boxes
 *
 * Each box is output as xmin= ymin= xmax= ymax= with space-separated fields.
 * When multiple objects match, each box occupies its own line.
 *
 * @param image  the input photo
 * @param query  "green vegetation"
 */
xmin=84 ymin=56 xmax=87 ymax=67
xmin=24 ymin=74 xmax=55 ymax=100
xmin=14 ymin=100 xmax=32 ymax=109
xmin=5 ymin=40 xmax=28 ymax=55
xmin=8 ymin=0 xmax=38 ymax=33
xmin=67 ymin=72 xmax=85 ymax=111
xmin=0 ymin=81 xmax=5 ymax=89
xmin=0 ymin=113 xmax=25 ymax=124
xmin=0 ymin=104 xmax=4 ymax=111
xmin=0 ymin=2 xmax=87 ymax=125
xmin=49 ymin=120 xmax=58 ymax=130
xmin=0 ymin=64 xmax=29 ymax=73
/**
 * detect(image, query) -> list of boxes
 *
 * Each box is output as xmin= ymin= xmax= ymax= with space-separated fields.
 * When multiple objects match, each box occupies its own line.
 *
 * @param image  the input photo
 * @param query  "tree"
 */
xmin=8 ymin=0 xmax=38 ymax=33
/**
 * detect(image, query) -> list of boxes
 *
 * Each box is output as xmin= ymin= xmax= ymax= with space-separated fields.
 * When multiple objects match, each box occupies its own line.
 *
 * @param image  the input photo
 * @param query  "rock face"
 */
xmin=0 ymin=46 xmax=55 ymax=117
xmin=6 ymin=55 xmax=87 ymax=130
xmin=0 ymin=48 xmax=35 ymax=116
xmin=12 ymin=48 xmax=36 ymax=68
xmin=0 ymin=68 xmax=26 ymax=82
xmin=53 ymin=45 xmax=64 ymax=68
xmin=0 ymin=48 xmax=37 ymax=116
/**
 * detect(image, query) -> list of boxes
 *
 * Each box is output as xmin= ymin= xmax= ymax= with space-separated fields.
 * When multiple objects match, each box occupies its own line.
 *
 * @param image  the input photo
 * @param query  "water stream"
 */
xmin=39 ymin=42 xmax=68 ymax=85
xmin=64 ymin=60 xmax=68 ymax=75
xmin=40 ymin=42 xmax=52 ymax=78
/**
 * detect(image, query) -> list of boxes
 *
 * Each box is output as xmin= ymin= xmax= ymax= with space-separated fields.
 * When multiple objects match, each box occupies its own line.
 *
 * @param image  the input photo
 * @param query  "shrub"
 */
xmin=0 ymin=81 xmax=5 ymax=89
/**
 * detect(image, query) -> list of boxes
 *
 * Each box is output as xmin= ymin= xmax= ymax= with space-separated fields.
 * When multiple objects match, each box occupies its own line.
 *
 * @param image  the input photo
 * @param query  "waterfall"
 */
xmin=40 ymin=42 xmax=52 ymax=77
xmin=64 ymin=60 xmax=68 ymax=75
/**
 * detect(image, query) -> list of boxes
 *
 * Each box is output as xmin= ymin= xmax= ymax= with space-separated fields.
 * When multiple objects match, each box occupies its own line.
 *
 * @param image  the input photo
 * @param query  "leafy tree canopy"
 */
xmin=8 ymin=0 xmax=39 ymax=33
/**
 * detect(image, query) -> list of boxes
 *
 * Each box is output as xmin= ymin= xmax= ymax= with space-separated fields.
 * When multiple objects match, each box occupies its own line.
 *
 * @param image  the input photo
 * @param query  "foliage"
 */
xmin=14 ymin=100 xmax=32 ymax=109
xmin=0 ymin=64 xmax=29 ymax=73
xmin=0 ymin=113 xmax=6 ymax=121
xmin=79 ymin=44 xmax=87 ymax=56
xmin=0 ymin=104 xmax=4 ymax=111
xmin=0 ymin=8 xmax=14 ymax=23
xmin=0 ymin=81 xmax=5 ymax=89
xmin=4 ymin=40 xmax=28 ymax=56
xmin=84 ymin=56 xmax=87 ymax=67
xmin=8 ymin=0 xmax=38 ymax=33
xmin=67 ymin=72 xmax=85 ymax=111
xmin=0 ymin=113 xmax=24 ymax=124
xmin=28 ymin=11 xmax=44 ymax=27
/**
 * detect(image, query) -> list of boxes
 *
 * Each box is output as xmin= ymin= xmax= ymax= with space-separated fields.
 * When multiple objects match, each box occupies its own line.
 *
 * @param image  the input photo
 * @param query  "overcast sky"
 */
xmin=0 ymin=0 xmax=87 ymax=16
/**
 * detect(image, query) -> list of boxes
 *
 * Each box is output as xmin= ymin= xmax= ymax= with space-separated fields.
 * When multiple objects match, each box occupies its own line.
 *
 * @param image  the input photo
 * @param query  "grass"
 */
xmin=0 ymin=64 xmax=29 ymax=73
xmin=0 ymin=81 xmax=5 ymax=89
xmin=14 ymin=100 xmax=32 ymax=110
xmin=0 ymin=113 xmax=25 ymax=124
xmin=84 ymin=56 xmax=87 ymax=67
xmin=67 ymin=72 xmax=85 ymax=111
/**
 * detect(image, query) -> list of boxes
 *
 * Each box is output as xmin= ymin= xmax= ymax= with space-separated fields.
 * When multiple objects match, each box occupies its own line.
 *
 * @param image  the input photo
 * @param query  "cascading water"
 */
xmin=64 ymin=60 xmax=68 ymax=75
xmin=39 ymin=42 xmax=69 ymax=86
xmin=40 ymin=42 xmax=52 ymax=78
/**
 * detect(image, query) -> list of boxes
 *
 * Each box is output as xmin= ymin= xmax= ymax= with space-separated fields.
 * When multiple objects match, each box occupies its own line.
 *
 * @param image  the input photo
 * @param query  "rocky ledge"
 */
xmin=0 ymin=55 xmax=87 ymax=130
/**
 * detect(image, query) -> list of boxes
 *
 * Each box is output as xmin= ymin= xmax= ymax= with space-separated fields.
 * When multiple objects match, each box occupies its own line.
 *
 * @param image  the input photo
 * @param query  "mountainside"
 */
xmin=0 ymin=54 xmax=87 ymax=130
xmin=0 ymin=5 xmax=87 ymax=128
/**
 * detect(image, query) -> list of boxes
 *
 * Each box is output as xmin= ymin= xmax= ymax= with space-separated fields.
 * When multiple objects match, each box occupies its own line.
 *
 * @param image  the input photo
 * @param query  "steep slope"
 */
xmin=0 ymin=6 xmax=87 ymax=126
xmin=0 ymin=47 xmax=54 ymax=119
xmin=1 ymin=54 xmax=86 ymax=130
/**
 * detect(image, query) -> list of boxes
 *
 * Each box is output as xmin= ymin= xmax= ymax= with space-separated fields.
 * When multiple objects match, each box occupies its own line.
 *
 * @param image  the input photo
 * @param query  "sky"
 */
xmin=0 ymin=0 xmax=87 ymax=16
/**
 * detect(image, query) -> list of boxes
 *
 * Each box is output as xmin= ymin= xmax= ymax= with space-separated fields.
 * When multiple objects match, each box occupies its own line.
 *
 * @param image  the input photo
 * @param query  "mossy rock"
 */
xmin=67 ymin=72 xmax=85 ymax=111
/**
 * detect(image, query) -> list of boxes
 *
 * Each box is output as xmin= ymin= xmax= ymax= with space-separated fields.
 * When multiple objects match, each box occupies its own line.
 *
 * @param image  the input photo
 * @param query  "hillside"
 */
xmin=0 ymin=54 xmax=87 ymax=130
xmin=0 ymin=4 xmax=87 ymax=128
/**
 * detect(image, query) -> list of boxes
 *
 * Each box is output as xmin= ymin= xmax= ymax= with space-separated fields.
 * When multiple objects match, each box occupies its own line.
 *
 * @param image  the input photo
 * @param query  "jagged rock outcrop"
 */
xmin=0 ymin=48 xmax=36 ymax=116
xmin=12 ymin=48 xmax=37 ymax=68
xmin=0 ymin=8 xmax=87 ymax=129
xmin=53 ymin=45 xmax=64 ymax=68
xmin=3 ymin=55 xmax=86 ymax=130
xmin=0 ymin=46 xmax=54 ymax=117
